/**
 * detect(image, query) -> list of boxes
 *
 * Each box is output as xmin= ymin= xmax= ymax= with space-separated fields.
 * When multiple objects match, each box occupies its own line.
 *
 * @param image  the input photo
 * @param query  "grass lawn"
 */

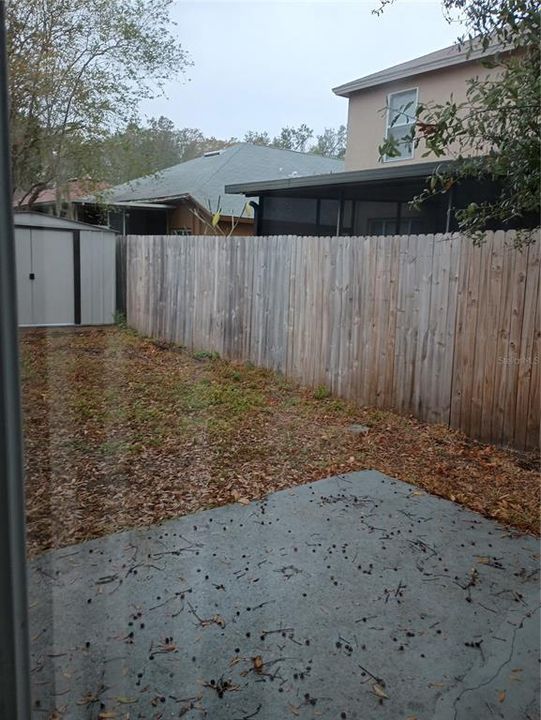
xmin=20 ymin=326 xmax=539 ymax=556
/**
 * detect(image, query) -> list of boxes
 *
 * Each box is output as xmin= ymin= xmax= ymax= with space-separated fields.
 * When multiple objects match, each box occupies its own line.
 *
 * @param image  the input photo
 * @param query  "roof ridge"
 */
xmin=237 ymin=142 xmax=343 ymax=159
xmin=194 ymin=144 xmax=245 ymax=211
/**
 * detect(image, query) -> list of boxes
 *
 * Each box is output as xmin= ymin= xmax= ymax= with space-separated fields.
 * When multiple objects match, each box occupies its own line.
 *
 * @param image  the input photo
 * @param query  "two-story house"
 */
xmin=226 ymin=41 xmax=534 ymax=236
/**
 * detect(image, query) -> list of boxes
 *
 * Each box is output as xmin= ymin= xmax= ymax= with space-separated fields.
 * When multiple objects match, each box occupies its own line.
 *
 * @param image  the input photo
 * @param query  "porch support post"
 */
xmin=445 ymin=185 xmax=454 ymax=233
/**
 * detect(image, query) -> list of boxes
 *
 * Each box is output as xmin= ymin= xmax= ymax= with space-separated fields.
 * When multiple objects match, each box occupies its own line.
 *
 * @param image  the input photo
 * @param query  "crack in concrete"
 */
xmin=452 ymin=605 xmax=541 ymax=720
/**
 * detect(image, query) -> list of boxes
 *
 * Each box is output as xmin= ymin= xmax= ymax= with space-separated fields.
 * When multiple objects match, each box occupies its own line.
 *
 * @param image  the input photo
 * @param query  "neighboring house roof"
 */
xmin=96 ymin=143 xmax=344 ymax=218
xmin=226 ymin=160 xmax=453 ymax=196
xmin=14 ymin=179 xmax=109 ymax=207
xmin=333 ymin=40 xmax=504 ymax=97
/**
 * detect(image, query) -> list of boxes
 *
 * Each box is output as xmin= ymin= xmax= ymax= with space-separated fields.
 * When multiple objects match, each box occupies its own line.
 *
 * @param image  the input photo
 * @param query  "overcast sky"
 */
xmin=140 ymin=0 xmax=463 ymax=139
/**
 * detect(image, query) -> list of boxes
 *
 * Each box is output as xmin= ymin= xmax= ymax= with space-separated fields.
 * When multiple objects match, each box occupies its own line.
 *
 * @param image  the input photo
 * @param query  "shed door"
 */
xmin=30 ymin=229 xmax=74 ymax=326
xmin=15 ymin=228 xmax=33 ymax=325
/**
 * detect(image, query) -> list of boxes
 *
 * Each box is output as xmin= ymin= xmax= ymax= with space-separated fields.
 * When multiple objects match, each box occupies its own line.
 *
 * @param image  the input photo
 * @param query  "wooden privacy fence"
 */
xmin=126 ymin=232 xmax=540 ymax=450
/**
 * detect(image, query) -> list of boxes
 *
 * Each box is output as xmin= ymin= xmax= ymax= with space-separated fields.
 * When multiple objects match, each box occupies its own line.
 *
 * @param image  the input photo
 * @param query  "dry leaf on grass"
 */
xmin=232 ymin=490 xmax=251 ymax=505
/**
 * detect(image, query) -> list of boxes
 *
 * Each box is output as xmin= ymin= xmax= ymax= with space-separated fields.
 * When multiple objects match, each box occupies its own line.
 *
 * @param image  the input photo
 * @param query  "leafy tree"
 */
xmin=243 ymin=130 xmax=272 ymax=146
xmin=87 ymin=121 xmax=238 ymax=185
xmin=377 ymin=0 xmax=540 ymax=241
xmin=7 ymin=0 xmax=189 ymax=206
xmin=95 ymin=117 xmax=183 ymax=185
xmin=177 ymin=128 xmax=236 ymax=162
xmin=272 ymin=124 xmax=314 ymax=152
xmin=243 ymin=125 xmax=348 ymax=157
xmin=312 ymin=125 xmax=347 ymax=159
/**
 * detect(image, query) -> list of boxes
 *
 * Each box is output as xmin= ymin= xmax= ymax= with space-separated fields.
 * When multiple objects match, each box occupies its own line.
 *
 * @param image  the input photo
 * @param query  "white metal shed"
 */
xmin=14 ymin=212 xmax=117 ymax=327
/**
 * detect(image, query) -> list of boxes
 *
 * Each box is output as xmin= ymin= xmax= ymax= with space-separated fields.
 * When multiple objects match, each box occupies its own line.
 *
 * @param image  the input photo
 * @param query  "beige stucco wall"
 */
xmin=344 ymin=59 xmax=495 ymax=171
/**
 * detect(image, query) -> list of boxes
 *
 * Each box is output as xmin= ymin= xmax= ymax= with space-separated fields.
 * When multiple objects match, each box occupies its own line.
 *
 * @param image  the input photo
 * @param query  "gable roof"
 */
xmin=333 ymin=40 xmax=504 ymax=97
xmin=97 ymin=143 xmax=344 ymax=217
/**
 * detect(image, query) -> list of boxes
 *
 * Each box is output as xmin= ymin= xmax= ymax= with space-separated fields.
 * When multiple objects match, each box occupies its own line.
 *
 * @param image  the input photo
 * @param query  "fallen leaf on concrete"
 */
xmin=207 ymin=614 xmax=225 ymax=628
xmin=252 ymin=655 xmax=264 ymax=673
xmin=498 ymin=690 xmax=506 ymax=703
xmin=372 ymin=683 xmax=388 ymax=699
xmin=157 ymin=640 xmax=177 ymax=653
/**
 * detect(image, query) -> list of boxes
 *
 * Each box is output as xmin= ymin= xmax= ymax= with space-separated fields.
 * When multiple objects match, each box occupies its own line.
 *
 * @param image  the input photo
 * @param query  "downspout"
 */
xmin=249 ymin=201 xmax=259 ymax=235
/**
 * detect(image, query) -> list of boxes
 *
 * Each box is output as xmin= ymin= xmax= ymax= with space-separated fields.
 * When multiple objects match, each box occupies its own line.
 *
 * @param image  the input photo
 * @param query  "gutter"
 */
xmin=225 ymin=160 xmax=453 ymax=196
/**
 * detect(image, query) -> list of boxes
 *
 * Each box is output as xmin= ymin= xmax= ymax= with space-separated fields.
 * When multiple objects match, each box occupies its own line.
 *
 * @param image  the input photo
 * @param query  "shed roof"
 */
xmin=333 ymin=40 xmax=504 ymax=97
xmin=96 ymin=143 xmax=344 ymax=217
xmin=13 ymin=211 xmax=116 ymax=233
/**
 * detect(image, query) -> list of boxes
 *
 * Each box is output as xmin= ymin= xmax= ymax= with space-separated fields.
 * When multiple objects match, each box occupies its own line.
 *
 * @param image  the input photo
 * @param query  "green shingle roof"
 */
xmin=101 ymin=143 xmax=344 ymax=217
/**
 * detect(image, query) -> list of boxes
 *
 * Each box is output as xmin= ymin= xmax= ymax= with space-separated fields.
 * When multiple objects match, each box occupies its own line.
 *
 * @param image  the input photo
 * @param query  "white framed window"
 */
xmin=384 ymin=88 xmax=418 ymax=162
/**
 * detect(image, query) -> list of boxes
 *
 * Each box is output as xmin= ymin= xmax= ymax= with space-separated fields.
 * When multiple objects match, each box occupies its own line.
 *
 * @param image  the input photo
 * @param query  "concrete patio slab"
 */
xmin=28 ymin=470 xmax=540 ymax=719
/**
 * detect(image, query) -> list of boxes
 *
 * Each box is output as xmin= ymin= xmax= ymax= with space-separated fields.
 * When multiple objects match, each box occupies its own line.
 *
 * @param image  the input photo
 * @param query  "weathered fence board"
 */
xmin=126 ymin=231 xmax=540 ymax=450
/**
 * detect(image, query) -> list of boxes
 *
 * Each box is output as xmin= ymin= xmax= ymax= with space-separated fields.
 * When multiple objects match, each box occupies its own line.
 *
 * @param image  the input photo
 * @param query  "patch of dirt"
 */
xmin=20 ymin=327 xmax=540 ymax=556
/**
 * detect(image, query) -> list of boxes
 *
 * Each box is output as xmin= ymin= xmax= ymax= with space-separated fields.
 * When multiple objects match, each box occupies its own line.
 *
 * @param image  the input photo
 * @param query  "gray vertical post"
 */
xmin=0 ymin=3 xmax=32 ymax=718
xmin=445 ymin=184 xmax=454 ymax=233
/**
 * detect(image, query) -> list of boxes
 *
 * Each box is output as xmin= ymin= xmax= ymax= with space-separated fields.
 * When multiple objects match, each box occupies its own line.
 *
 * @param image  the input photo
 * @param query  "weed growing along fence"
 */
xmin=126 ymin=232 xmax=540 ymax=450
